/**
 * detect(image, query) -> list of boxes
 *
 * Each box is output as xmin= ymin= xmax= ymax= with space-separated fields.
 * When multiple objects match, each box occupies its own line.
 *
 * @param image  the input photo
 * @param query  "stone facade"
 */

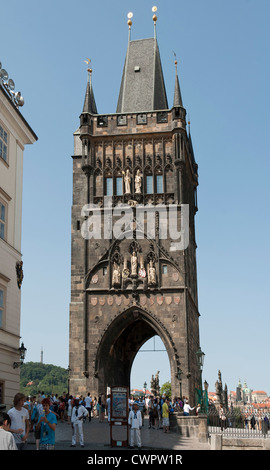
xmin=69 ymin=35 xmax=201 ymax=403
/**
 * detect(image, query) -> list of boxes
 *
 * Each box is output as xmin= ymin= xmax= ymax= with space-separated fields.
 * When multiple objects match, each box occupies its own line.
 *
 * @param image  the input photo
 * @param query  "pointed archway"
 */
xmin=94 ymin=306 xmax=178 ymax=395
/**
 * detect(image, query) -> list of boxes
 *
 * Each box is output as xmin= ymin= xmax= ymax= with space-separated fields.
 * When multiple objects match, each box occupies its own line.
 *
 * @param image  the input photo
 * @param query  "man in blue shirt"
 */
xmin=36 ymin=398 xmax=57 ymax=450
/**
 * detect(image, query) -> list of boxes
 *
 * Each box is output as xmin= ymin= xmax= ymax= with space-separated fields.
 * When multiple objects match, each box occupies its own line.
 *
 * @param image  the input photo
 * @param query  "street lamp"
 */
xmin=176 ymin=367 xmax=183 ymax=399
xmin=67 ymin=365 xmax=71 ymax=395
xmin=196 ymin=347 xmax=205 ymax=412
xmin=143 ymin=382 xmax=147 ymax=397
xmin=13 ymin=342 xmax=27 ymax=369
xmin=196 ymin=347 xmax=205 ymax=371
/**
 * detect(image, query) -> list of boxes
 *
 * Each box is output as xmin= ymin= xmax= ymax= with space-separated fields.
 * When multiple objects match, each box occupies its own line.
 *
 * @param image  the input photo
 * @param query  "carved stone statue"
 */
xmin=123 ymin=169 xmax=131 ymax=194
xmin=122 ymin=257 xmax=130 ymax=279
xmin=135 ymin=169 xmax=142 ymax=194
xmin=16 ymin=261 xmax=24 ymax=289
xmin=131 ymin=251 xmax=137 ymax=276
xmin=148 ymin=260 xmax=156 ymax=285
xmin=150 ymin=371 xmax=160 ymax=396
xmin=138 ymin=256 xmax=146 ymax=278
xmin=112 ymin=262 xmax=121 ymax=286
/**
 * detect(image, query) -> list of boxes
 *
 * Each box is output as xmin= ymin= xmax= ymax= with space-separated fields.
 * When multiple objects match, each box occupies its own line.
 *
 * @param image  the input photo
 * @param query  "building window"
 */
xmin=162 ymin=265 xmax=168 ymax=274
xmin=156 ymin=174 xmax=163 ymax=193
xmin=146 ymin=175 xmax=153 ymax=194
xmin=0 ymin=287 xmax=5 ymax=328
xmin=0 ymin=125 xmax=8 ymax=163
xmin=116 ymin=177 xmax=123 ymax=195
xmin=0 ymin=200 xmax=6 ymax=240
xmin=105 ymin=177 xmax=113 ymax=196
xmin=103 ymin=267 xmax=107 ymax=276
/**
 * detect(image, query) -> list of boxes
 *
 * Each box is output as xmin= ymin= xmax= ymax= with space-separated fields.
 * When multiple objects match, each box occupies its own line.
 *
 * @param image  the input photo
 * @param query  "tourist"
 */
xmin=219 ymin=405 xmax=226 ymax=431
xmin=137 ymin=396 xmax=145 ymax=425
xmin=128 ymin=403 xmax=142 ymax=449
xmin=59 ymin=397 xmax=66 ymax=423
xmin=99 ymin=394 xmax=106 ymax=422
xmin=106 ymin=394 xmax=111 ymax=423
xmin=148 ymin=395 xmax=154 ymax=428
xmin=162 ymin=398 xmax=170 ymax=433
xmin=183 ymin=399 xmax=195 ymax=416
xmin=36 ymin=398 xmax=57 ymax=450
xmin=152 ymin=398 xmax=160 ymax=429
xmin=0 ymin=412 xmax=17 ymax=450
xmin=8 ymin=393 xmax=30 ymax=450
xmin=67 ymin=395 xmax=73 ymax=424
xmin=92 ymin=397 xmax=97 ymax=418
xmin=85 ymin=393 xmax=92 ymax=422
xmin=70 ymin=398 xmax=88 ymax=447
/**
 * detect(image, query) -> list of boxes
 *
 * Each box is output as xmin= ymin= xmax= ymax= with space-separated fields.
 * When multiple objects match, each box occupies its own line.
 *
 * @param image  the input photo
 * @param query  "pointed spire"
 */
xmin=173 ymin=59 xmax=183 ymax=108
xmin=83 ymin=65 xmax=97 ymax=114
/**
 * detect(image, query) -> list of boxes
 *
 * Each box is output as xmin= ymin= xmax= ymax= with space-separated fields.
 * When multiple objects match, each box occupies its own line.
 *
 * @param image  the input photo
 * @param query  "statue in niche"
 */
xmin=138 ymin=256 xmax=146 ymax=278
xmin=123 ymin=169 xmax=131 ymax=194
xmin=112 ymin=262 xmax=121 ymax=286
xmin=135 ymin=169 xmax=142 ymax=194
xmin=148 ymin=259 xmax=156 ymax=285
xmin=131 ymin=251 xmax=138 ymax=277
xmin=122 ymin=257 xmax=130 ymax=279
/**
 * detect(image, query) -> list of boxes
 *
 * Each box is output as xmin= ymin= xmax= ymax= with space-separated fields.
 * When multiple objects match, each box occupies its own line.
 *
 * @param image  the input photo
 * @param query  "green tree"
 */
xmin=20 ymin=362 xmax=68 ymax=397
xmin=160 ymin=381 xmax=171 ymax=398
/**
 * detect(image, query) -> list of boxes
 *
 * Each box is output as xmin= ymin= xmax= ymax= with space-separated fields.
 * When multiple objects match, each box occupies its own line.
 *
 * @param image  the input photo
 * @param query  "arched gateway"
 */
xmin=69 ymin=17 xmax=202 ymax=405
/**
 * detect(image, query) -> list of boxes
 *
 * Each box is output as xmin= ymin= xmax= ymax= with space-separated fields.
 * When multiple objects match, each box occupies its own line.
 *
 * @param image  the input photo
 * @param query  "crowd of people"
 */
xmin=0 ymin=391 xmax=198 ymax=450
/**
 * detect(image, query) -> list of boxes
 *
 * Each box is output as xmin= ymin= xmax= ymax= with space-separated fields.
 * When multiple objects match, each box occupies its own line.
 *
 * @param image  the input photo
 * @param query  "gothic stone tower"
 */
xmin=69 ymin=19 xmax=201 ymax=403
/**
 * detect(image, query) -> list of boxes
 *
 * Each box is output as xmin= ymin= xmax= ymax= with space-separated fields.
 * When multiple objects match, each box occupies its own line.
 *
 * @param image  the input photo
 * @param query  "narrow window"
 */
xmin=0 ymin=201 xmax=6 ymax=240
xmin=105 ymin=177 xmax=113 ymax=196
xmin=146 ymin=175 xmax=153 ymax=194
xmin=116 ymin=177 xmax=123 ymax=195
xmin=156 ymin=175 xmax=163 ymax=193
xmin=0 ymin=287 xmax=4 ymax=328
xmin=162 ymin=265 xmax=168 ymax=274
xmin=0 ymin=125 xmax=8 ymax=163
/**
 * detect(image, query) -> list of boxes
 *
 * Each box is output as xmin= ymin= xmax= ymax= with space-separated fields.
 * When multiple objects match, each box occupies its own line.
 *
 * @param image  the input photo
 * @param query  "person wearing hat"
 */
xmin=128 ymin=402 xmax=142 ymax=449
xmin=71 ymin=398 xmax=88 ymax=447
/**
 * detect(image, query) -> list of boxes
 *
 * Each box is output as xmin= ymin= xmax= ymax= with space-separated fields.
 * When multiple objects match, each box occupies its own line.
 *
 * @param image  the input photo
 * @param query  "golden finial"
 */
xmin=152 ymin=5 xmax=158 ymax=23
xmin=84 ymin=58 xmax=92 ymax=83
xmin=127 ymin=12 xmax=133 ymax=29
xmin=173 ymin=51 xmax=178 ymax=67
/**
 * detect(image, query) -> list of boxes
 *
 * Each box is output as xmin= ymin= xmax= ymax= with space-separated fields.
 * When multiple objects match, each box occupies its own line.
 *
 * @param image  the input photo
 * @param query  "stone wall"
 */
xmin=170 ymin=413 xmax=208 ymax=442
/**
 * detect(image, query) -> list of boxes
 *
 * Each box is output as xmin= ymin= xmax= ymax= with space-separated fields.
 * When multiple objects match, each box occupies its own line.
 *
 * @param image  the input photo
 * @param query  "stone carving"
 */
xmin=135 ymin=169 xmax=142 ymax=193
xmin=138 ymin=256 xmax=146 ymax=278
xmin=131 ymin=251 xmax=138 ymax=277
xmin=16 ymin=261 xmax=24 ymax=289
xmin=122 ymin=257 xmax=130 ymax=279
xmin=148 ymin=260 xmax=156 ymax=286
xmin=112 ymin=262 xmax=121 ymax=286
xmin=123 ymin=169 xmax=131 ymax=194
xmin=150 ymin=371 xmax=160 ymax=396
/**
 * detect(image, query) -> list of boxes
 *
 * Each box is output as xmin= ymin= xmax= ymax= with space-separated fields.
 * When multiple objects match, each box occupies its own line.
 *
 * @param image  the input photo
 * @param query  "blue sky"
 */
xmin=1 ymin=0 xmax=270 ymax=395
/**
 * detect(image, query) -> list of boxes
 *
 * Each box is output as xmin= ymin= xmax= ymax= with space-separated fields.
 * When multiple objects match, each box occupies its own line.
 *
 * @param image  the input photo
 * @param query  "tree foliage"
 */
xmin=20 ymin=362 xmax=68 ymax=397
xmin=160 ymin=381 xmax=171 ymax=398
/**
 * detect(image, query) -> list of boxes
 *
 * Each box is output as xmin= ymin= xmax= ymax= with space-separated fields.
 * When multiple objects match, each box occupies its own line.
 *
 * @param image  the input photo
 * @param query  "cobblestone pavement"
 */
xmin=25 ymin=416 xmax=210 ymax=451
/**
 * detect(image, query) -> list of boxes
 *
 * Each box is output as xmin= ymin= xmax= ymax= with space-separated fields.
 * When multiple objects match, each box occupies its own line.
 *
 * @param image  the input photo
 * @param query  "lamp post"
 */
xmin=13 ymin=341 xmax=27 ymax=368
xmin=67 ymin=365 xmax=71 ymax=395
xmin=196 ymin=347 xmax=205 ymax=412
xmin=143 ymin=381 xmax=147 ymax=398
xmin=176 ymin=367 xmax=183 ymax=399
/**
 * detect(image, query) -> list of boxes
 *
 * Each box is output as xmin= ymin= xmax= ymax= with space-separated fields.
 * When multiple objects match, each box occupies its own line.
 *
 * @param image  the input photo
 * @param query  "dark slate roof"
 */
xmin=116 ymin=37 xmax=168 ymax=113
xmin=82 ymin=78 xmax=97 ymax=114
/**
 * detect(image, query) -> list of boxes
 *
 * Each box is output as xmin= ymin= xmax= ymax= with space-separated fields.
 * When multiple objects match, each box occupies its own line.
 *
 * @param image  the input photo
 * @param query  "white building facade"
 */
xmin=0 ymin=68 xmax=37 ymax=408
